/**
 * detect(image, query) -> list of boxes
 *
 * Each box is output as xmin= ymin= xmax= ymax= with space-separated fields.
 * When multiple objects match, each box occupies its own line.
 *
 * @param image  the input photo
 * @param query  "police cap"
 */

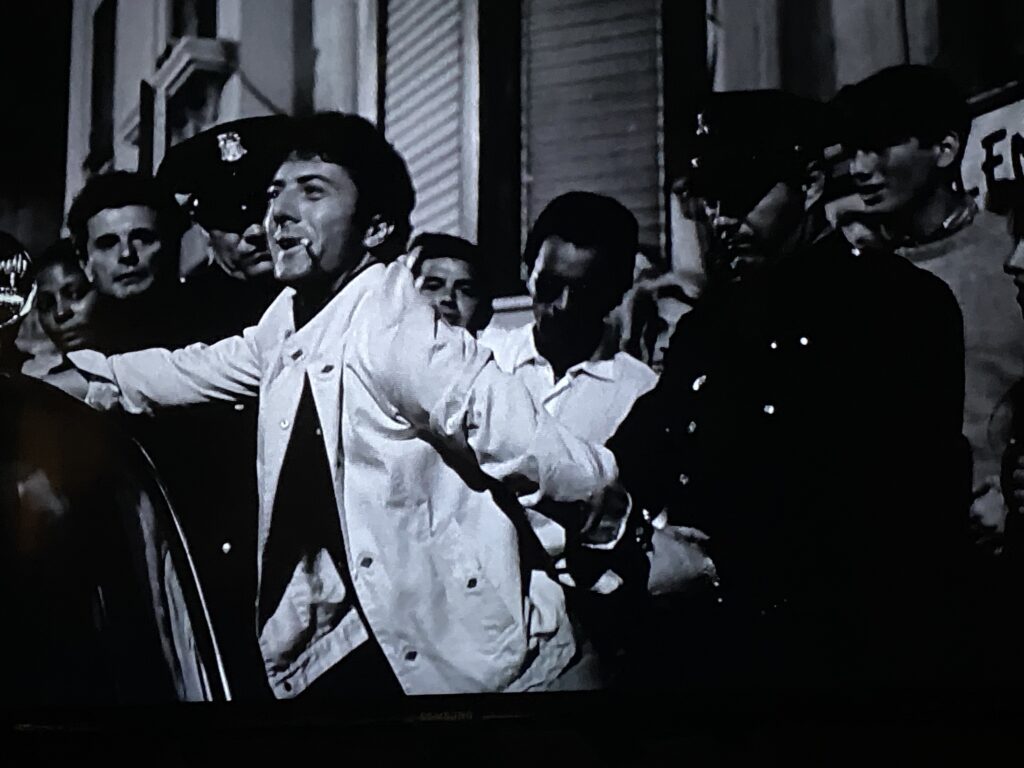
xmin=157 ymin=115 xmax=292 ymax=234
xmin=684 ymin=90 xmax=834 ymax=215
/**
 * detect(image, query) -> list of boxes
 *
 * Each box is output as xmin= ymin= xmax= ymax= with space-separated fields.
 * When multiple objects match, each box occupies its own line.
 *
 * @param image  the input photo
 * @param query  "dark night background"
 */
xmin=0 ymin=3 xmax=72 ymax=253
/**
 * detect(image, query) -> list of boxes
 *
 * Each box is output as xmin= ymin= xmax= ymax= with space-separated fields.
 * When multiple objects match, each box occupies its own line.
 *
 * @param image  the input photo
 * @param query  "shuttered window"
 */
xmin=384 ymin=0 xmax=470 ymax=238
xmin=522 ymin=0 xmax=663 ymax=249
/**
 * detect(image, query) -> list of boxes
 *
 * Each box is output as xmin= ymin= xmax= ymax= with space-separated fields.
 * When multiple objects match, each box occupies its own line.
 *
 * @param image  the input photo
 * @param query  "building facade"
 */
xmin=63 ymin=0 xmax=1024 ymax=302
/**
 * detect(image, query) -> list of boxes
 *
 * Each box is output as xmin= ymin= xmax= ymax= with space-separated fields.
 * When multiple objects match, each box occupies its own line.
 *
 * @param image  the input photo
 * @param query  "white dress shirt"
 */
xmin=481 ymin=322 xmax=657 ymax=589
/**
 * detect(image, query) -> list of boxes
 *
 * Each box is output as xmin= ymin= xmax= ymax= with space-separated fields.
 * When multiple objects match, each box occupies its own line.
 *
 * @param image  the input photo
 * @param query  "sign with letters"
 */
xmin=962 ymin=88 xmax=1024 ymax=206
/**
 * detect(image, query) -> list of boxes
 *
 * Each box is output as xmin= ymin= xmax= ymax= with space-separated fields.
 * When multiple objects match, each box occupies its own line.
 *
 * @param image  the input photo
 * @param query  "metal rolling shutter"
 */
xmin=523 ymin=0 xmax=663 ymax=249
xmin=384 ymin=0 xmax=466 ymax=237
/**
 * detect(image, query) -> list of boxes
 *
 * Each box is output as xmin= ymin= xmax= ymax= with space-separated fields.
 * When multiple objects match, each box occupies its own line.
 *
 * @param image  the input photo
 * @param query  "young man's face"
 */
xmin=207 ymin=221 xmax=274 ymax=280
xmin=849 ymin=136 xmax=942 ymax=215
xmin=265 ymin=158 xmax=363 ymax=287
xmin=35 ymin=263 xmax=100 ymax=352
xmin=529 ymin=236 xmax=610 ymax=344
xmin=414 ymin=256 xmax=486 ymax=333
xmin=83 ymin=205 xmax=168 ymax=299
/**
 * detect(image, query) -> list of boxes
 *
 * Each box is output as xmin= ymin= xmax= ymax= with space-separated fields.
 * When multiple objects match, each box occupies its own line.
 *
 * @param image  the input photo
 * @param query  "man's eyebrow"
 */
xmin=296 ymin=174 xmax=335 ymax=185
xmin=269 ymin=173 xmax=337 ymax=187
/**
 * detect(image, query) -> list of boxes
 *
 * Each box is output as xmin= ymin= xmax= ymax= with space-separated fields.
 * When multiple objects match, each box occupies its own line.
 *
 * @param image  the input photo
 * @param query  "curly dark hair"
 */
xmin=66 ymin=171 xmax=188 ymax=257
xmin=283 ymin=112 xmax=416 ymax=257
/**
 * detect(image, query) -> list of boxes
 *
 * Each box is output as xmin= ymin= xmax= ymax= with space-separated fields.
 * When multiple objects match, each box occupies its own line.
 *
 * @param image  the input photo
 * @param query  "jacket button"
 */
xmin=405 ymin=650 xmax=418 ymax=661
xmin=763 ymin=404 xmax=776 ymax=415
xmin=221 ymin=542 xmax=232 ymax=554
xmin=290 ymin=348 xmax=303 ymax=361
xmin=280 ymin=419 xmax=290 ymax=429
xmin=321 ymin=364 xmax=335 ymax=374
xmin=467 ymin=578 xmax=477 ymax=589
xmin=282 ymin=681 xmax=292 ymax=692
xmin=360 ymin=556 xmax=374 ymax=568
xmin=687 ymin=421 xmax=697 ymax=434
xmin=691 ymin=374 xmax=707 ymax=391
xmin=799 ymin=336 xmax=809 ymax=346
xmin=769 ymin=341 xmax=778 ymax=350
xmin=678 ymin=473 xmax=690 ymax=486
xmin=234 ymin=403 xmax=245 ymax=411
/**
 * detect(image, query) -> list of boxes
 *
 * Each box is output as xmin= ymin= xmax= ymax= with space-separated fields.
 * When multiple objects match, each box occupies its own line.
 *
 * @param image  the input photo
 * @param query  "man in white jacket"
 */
xmin=71 ymin=113 xmax=623 ymax=699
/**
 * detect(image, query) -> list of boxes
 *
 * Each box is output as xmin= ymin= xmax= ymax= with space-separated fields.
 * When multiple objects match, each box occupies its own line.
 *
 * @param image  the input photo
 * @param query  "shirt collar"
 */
xmin=513 ymin=323 xmax=618 ymax=383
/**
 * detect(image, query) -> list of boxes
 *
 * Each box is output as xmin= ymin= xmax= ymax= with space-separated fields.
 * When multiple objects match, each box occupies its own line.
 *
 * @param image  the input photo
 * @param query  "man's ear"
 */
xmin=935 ymin=130 xmax=963 ymax=171
xmin=363 ymin=216 xmax=395 ymax=250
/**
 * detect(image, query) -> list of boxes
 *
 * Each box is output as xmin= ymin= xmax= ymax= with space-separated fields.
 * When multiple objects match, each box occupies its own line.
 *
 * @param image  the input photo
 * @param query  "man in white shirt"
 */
xmin=481 ymin=193 xmax=709 ymax=685
xmin=71 ymin=113 xmax=623 ymax=699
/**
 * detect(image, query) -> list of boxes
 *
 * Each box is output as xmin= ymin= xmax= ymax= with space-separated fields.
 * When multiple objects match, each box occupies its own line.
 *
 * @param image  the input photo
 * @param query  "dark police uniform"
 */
xmin=608 ymin=91 xmax=971 ymax=689
xmin=610 ymin=230 xmax=971 ymax=689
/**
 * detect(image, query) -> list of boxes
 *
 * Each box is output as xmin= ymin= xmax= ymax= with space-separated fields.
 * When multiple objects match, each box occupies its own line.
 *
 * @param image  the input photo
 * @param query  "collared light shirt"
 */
xmin=481 ymin=322 xmax=657 ymax=590
xmin=70 ymin=261 xmax=618 ymax=698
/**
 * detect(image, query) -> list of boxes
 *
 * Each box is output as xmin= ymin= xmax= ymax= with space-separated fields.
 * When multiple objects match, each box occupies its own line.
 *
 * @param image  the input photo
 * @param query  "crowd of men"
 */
xmin=3 ymin=63 xmax=1024 ymax=700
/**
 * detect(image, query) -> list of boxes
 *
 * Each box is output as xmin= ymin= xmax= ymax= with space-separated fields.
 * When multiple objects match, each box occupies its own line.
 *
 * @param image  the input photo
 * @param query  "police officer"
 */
xmin=158 ymin=115 xmax=290 ymax=340
xmin=608 ymin=91 xmax=971 ymax=690
xmin=135 ymin=118 xmax=296 ymax=701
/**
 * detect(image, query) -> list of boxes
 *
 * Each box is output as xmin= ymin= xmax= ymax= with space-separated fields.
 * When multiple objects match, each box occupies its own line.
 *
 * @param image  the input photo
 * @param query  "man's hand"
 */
xmin=530 ymin=482 xmax=632 ymax=551
xmin=647 ymin=524 xmax=716 ymax=596
xmin=84 ymin=381 xmax=125 ymax=413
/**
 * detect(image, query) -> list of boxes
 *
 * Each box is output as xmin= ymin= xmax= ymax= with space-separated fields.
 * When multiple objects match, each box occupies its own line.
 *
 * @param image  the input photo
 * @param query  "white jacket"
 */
xmin=70 ymin=261 xmax=618 ymax=697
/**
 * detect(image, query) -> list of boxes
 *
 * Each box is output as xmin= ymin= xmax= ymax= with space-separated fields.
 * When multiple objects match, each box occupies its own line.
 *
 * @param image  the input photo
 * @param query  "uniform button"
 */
xmin=466 ymin=578 xmax=477 ymax=589
xmin=234 ymin=403 xmax=245 ymax=411
xmin=678 ymin=473 xmax=690 ymax=486
xmin=315 ymin=427 xmax=322 ymax=436
xmin=405 ymin=650 xmax=418 ymax=661
xmin=763 ymin=404 xmax=776 ymax=415
xmin=321 ymin=364 xmax=335 ymax=374
xmin=290 ymin=349 xmax=303 ymax=361
xmin=851 ymin=247 xmax=862 ymax=257
xmin=691 ymin=374 xmax=707 ymax=391
xmin=360 ymin=556 xmax=374 ymax=568
xmin=769 ymin=341 xmax=778 ymax=350
xmin=221 ymin=542 xmax=232 ymax=554
xmin=687 ymin=421 xmax=697 ymax=434
xmin=280 ymin=419 xmax=290 ymax=429
xmin=799 ymin=336 xmax=809 ymax=346
xmin=282 ymin=681 xmax=292 ymax=692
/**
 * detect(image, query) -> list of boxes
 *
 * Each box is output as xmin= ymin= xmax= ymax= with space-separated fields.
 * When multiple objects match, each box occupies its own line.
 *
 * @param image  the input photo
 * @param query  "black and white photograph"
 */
xmin=3 ymin=0 xmax=1024 ymax=761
